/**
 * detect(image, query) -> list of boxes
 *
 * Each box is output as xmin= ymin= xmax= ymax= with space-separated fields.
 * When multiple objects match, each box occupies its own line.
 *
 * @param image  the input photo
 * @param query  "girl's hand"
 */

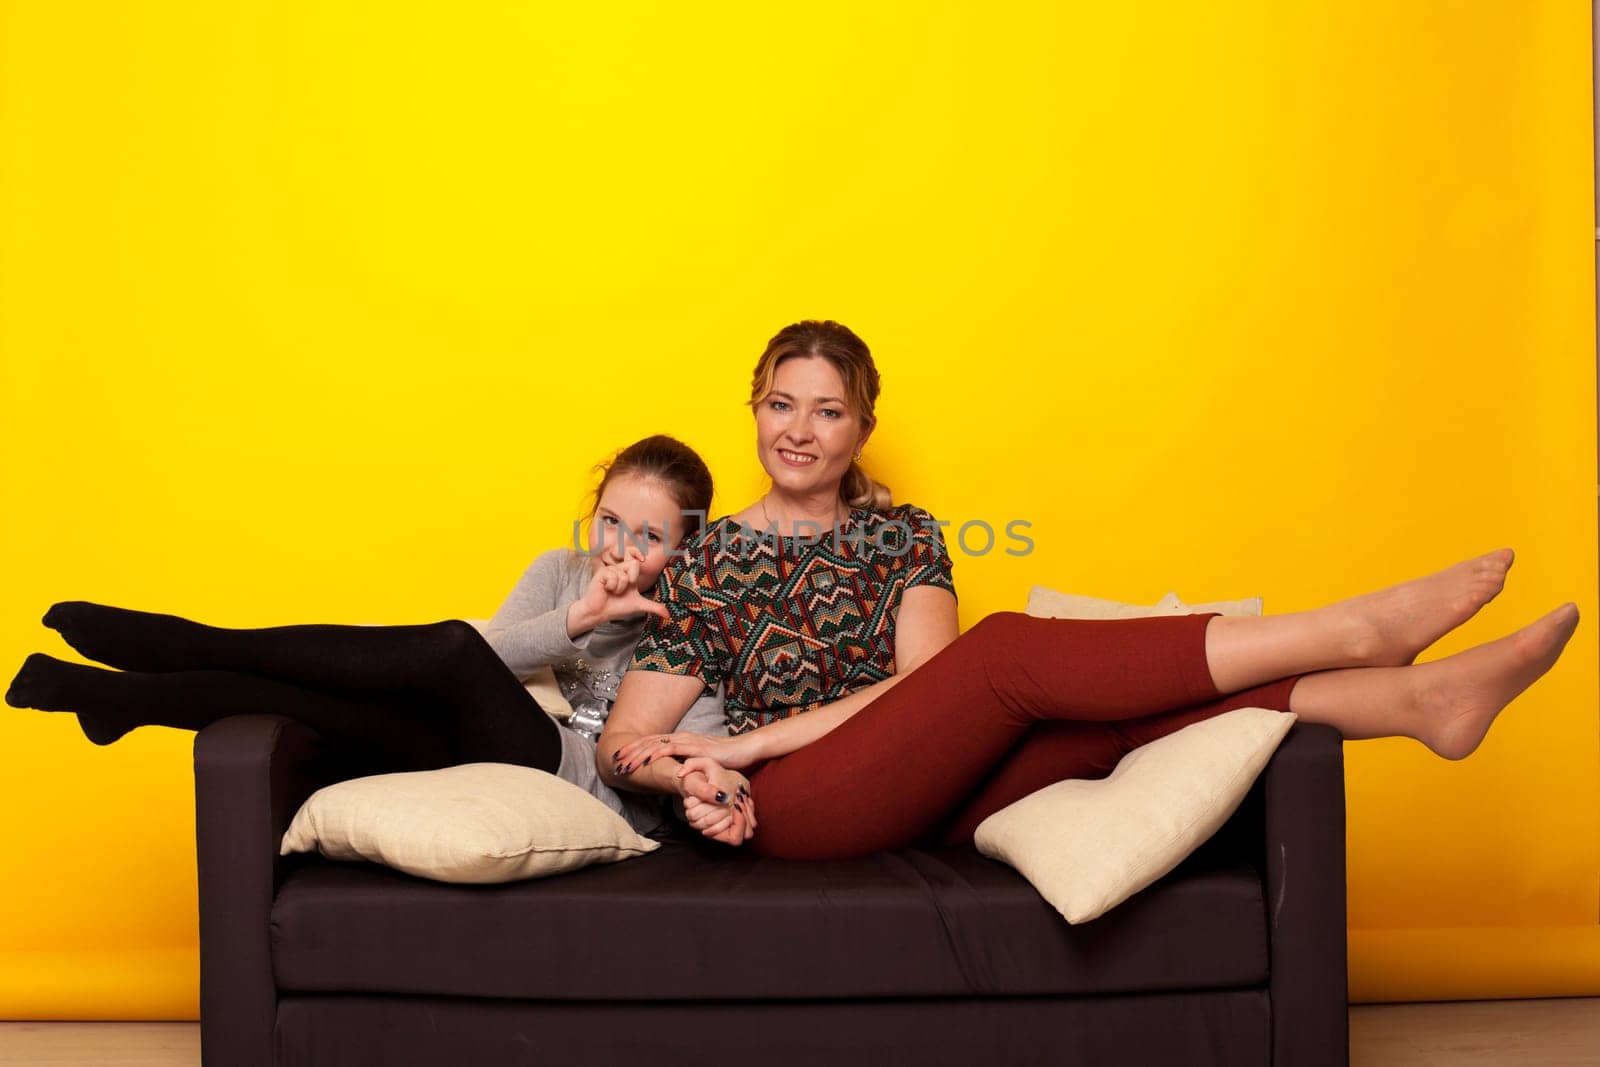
xmin=574 ymin=546 xmax=669 ymax=627
xmin=611 ymin=729 xmax=763 ymax=773
xmin=676 ymin=757 xmax=755 ymax=845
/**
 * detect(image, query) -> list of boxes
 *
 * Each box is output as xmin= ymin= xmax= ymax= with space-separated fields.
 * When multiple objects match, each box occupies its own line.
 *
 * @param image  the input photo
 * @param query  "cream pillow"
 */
xmin=280 ymin=762 xmax=659 ymax=884
xmin=1155 ymin=591 xmax=1264 ymax=617
xmin=1026 ymin=586 xmax=1263 ymax=619
xmin=974 ymin=706 xmax=1296 ymax=923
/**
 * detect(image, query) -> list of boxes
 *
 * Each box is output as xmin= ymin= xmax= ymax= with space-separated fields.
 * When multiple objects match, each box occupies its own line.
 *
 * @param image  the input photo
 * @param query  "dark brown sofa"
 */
xmin=194 ymin=714 xmax=1350 ymax=1066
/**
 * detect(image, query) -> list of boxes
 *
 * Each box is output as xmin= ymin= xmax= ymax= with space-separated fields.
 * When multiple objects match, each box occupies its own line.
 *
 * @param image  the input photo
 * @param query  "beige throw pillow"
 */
xmin=1025 ymin=586 xmax=1263 ymax=619
xmin=279 ymin=762 xmax=660 ymax=884
xmin=974 ymin=706 xmax=1296 ymax=924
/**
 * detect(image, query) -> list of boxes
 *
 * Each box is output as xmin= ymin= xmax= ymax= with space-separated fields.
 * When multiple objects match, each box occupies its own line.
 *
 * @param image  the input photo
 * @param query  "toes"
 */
xmin=6 ymin=652 xmax=57 ymax=708
xmin=1516 ymin=606 xmax=1579 ymax=663
xmin=1542 ymin=603 xmax=1579 ymax=629
xmin=1470 ymin=551 xmax=1512 ymax=584
xmin=1553 ymin=604 xmax=1581 ymax=641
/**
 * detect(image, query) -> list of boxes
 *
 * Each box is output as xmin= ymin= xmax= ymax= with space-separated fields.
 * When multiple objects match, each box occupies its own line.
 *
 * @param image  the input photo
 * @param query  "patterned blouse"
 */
xmin=628 ymin=502 xmax=958 ymax=735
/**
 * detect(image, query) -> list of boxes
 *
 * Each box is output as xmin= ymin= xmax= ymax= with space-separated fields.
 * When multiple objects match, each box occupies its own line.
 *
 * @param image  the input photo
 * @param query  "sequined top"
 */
xmin=628 ymin=502 xmax=958 ymax=734
xmin=482 ymin=547 xmax=661 ymax=734
xmin=480 ymin=546 xmax=727 ymax=834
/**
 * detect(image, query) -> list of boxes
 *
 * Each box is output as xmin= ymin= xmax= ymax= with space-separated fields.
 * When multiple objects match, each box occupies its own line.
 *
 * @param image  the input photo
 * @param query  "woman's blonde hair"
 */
xmin=746 ymin=320 xmax=892 ymax=511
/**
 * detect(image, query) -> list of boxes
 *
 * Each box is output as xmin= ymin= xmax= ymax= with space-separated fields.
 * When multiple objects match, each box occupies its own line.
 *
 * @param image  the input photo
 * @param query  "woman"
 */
xmin=598 ymin=320 xmax=1581 ymax=859
xmin=6 ymin=434 xmax=733 ymax=836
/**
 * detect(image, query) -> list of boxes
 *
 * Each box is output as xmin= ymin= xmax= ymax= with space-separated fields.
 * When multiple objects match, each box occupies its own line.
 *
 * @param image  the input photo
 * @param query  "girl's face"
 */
xmin=753 ymin=356 xmax=870 ymax=502
xmin=586 ymin=473 xmax=686 ymax=592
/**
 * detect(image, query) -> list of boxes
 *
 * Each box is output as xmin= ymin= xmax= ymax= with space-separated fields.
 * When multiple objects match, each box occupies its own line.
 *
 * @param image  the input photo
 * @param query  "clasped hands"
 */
xmin=611 ymin=732 xmax=761 ymax=846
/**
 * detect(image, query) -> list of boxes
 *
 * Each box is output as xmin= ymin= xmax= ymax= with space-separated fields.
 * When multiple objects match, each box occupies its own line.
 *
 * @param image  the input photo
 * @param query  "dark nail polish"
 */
xmin=611 ymin=750 xmax=621 ymax=761
xmin=643 ymin=756 xmax=652 ymax=766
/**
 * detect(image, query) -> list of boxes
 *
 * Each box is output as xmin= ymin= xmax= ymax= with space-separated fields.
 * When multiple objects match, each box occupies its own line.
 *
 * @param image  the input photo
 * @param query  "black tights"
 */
xmin=4 ymin=601 xmax=564 ymax=774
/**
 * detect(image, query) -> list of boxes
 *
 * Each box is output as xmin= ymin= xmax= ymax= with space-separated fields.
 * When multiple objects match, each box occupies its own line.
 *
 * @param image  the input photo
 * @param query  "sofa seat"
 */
xmin=269 ymin=833 xmax=1268 ymax=1001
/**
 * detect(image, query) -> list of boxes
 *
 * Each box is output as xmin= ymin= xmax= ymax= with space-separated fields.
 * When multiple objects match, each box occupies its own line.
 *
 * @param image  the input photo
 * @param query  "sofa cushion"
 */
xmin=975 ymin=706 xmax=1296 ymax=924
xmin=270 ymin=835 xmax=1268 ymax=1000
xmin=1024 ymin=586 xmax=1264 ymax=620
xmin=279 ymin=761 xmax=661 ymax=884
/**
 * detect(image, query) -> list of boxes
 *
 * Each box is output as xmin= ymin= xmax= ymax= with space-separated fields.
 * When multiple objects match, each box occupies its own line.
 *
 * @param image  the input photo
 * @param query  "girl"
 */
xmin=6 ymin=434 xmax=731 ymax=837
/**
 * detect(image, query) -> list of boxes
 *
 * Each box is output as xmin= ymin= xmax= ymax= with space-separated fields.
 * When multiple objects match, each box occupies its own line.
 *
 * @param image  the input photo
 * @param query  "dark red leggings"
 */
xmin=744 ymin=610 xmax=1309 ymax=860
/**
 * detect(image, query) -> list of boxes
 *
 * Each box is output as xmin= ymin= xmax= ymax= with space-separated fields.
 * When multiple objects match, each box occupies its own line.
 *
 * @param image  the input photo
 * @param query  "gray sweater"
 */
xmin=481 ymin=546 xmax=726 ymax=834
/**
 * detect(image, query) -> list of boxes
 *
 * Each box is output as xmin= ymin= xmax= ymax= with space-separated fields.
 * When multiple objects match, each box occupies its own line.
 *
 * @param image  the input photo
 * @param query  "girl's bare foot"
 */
xmin=1408 ymin=602 xmax=1579 ymax=761
xmin=1332 ymin=549 xmax=1514 ymax=668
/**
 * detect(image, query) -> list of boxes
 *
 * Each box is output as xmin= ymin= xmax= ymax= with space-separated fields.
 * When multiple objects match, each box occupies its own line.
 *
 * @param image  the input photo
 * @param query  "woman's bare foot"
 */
xmin=1330 ymin=549 xmax=1514 ymax=668
xmin=1408 ymin=602 xmax=1579 ymax=761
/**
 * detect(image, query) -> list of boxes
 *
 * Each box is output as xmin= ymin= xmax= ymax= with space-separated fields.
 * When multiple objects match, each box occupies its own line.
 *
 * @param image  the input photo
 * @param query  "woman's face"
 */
xmin=586 ymin=473 xmax=685 ymax=592
xmin=754 ymin=356 xmax=869 ymax=502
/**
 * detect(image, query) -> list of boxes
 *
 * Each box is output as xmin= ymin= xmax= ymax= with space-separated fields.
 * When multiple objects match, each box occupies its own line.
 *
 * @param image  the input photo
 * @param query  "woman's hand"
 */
xmin=569 ymin=546 xmax=670 ymax=630
xmin=675 ymin=757 xmax=755 ymax=846
xmin=611 ymin=728 xmax=764 ymax=773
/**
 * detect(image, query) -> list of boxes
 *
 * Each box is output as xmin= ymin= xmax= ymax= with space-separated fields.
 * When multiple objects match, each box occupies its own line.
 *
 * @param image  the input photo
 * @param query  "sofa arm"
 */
xmin=1263 ymin=720 xmax=1349 ymax=1067
xmin=193 ymin=714 xmax=348 ymax=1067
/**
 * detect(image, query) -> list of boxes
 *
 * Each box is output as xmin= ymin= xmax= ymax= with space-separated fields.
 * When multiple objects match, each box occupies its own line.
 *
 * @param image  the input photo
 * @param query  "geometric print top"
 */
xmin=628 ymin=501 xmax=958 ymax=736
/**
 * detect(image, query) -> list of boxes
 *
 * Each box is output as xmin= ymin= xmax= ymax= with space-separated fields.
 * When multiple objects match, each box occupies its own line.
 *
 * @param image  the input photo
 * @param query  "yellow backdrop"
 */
xmin=0 ymin=1 xmax=1594 ymax=1017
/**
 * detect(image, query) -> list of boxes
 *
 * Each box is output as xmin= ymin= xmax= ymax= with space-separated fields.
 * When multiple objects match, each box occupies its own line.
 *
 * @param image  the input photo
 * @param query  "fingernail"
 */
xmin=611 ymin=750 xmax=621 ymax=761
xmin=643 ymin=756 xmax=652 ymax=766
xmin=715 ymin=791 xmax=728 ymax=803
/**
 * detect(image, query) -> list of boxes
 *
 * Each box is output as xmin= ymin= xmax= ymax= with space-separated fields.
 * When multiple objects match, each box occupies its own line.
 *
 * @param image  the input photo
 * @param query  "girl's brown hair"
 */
xmin=585 ymin=434 xmax=714 ymax=545
xmin=745 ymin=319 xmax=892 ymax=510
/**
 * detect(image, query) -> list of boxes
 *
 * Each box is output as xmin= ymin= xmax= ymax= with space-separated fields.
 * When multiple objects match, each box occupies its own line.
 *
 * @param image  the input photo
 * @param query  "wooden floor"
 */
xmin=1 ymin=998 xmax=1597 ymax=1065
xmin=1348 ymin=998 xmax=1600 ymax=1066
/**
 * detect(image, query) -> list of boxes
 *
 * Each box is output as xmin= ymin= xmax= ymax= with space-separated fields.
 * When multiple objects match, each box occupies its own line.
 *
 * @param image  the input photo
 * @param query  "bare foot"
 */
xmin=1333 ymin=549 xmax=1514 ymax=668
xmin=1408 ymin=602 xmax=1579 ymax=761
